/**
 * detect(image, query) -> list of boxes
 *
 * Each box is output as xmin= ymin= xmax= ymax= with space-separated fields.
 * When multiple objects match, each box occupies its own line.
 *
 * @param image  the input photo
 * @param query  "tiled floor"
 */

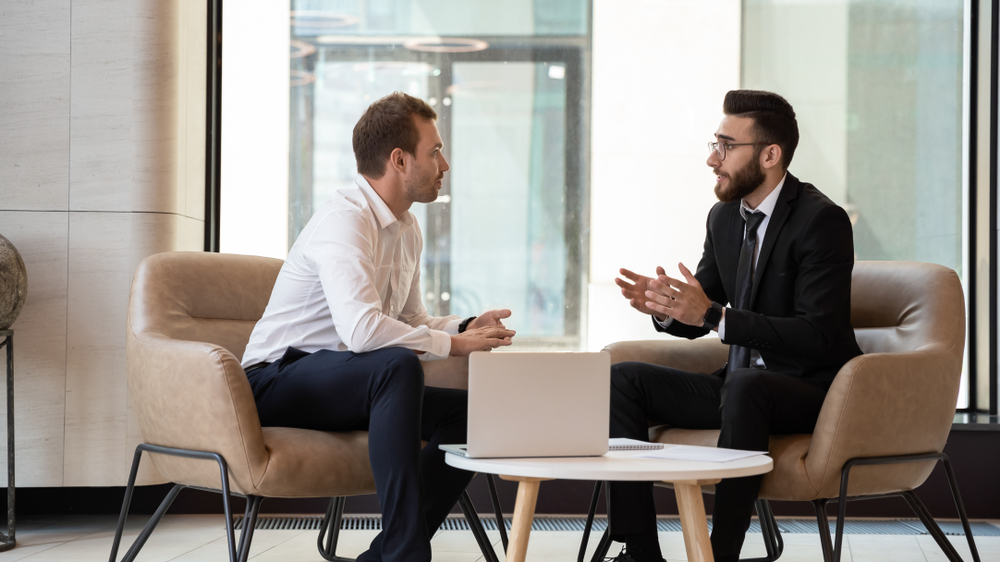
xmin=0 ymin=515 xmax=997 ymax=561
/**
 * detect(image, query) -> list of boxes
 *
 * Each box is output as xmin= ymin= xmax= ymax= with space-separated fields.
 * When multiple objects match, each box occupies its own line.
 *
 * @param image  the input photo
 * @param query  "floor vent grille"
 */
xmin=233 ymin=515 xmax=1000 ymax=537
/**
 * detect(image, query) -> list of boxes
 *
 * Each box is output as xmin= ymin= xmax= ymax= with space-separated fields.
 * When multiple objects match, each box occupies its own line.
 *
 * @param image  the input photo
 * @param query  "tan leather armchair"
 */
xmin=585 ymin=261 xmax=980 ymax=562
xmin=110 ymin=251 xmax=502 ymax=562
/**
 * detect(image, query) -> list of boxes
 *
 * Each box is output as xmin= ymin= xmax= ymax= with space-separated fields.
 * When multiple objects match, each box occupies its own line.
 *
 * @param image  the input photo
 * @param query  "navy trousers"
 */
xmin=607 ymin=362 xmax=828 ymax=562
xmin=247 ymin=346 xmax=471 ymax=562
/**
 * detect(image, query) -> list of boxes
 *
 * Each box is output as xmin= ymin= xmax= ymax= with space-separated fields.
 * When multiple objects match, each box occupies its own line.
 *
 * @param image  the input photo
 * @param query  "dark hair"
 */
xmin=723 ymin=90 xmax=799 ymax=169
xmin=353 ymin=92 xmax=438 ymax=179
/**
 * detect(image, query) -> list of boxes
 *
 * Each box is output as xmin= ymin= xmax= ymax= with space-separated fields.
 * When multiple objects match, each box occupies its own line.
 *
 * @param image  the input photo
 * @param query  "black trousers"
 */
xmin=608 ymin=361 xmax=828 ymax=562
xmin=247 ymin=346 xmax=472 ymax=562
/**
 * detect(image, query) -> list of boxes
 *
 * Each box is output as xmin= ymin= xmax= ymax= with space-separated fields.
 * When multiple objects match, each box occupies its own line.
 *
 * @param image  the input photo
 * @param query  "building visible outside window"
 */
xmin=742 ymin=0 xmax=968 ymax=405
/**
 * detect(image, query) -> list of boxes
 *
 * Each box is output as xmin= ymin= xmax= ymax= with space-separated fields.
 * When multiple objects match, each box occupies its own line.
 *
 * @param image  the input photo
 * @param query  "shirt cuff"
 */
xmin=654 ymin=315 xmax=673 ymax=329
xmin=443 ymin=317 xmax=462 ymax=335
xmin=419 ymin=329 xmax=452 ymax=361
xmin=718 ymin=312 xmax=726 ymax=340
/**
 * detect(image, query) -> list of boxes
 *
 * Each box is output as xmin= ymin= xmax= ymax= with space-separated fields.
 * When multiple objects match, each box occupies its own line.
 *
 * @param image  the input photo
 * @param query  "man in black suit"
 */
xmin=606 ymin=90 xmax=863 ymax=562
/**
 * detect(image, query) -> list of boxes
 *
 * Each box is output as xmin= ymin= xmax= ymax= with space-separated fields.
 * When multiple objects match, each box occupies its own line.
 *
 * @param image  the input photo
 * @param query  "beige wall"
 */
xmin=0 ymin=0 xmax=206 ymax=486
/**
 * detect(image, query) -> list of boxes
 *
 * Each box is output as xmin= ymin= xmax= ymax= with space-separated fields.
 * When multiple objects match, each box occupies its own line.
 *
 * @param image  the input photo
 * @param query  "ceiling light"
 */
xmin=404 ymin=37 xmax=488 ymax=53
xmin=290 ymin=11 xmax=359 ymax=29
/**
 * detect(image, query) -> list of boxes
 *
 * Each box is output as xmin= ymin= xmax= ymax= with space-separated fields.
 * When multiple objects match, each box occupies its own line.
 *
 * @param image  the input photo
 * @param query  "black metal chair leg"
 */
xmin=741 ymin=499 xmax=783 ymax=562
xmin=109 ymin=447 xmax=145 ymax=562
xmin=942 ymin=456 xmax=983 ymax=562
xmin=578 ymin=481 xmax=603 ymax=562
xmin=588 ymin=482 xmax=614 ymax=562
xmin=317 ymin=497 xmax=353 ymax=561
xmin=576 ymin=481 xmax=604 ymax=562
xmin=237 ymin=496 xmax=264 ymax=562
xmin=486 ymin=474 xmax=509 ymax=553
xmin=119 ymin=484 xmax=184 ymax=562
xmin=761 ymin=499 xmax=783 ymax=560
xmin=589 ymin=528 xmax=614 ymax=562
xmin=111 ymin=444 xmax=243 ymax=562
xmin=902 ymin=491 xmax=962 ymax=562
xmin=811 ymin=500 xmax=834 ymax=562
xmin=458 ymin=490 xmax=500 ymax=562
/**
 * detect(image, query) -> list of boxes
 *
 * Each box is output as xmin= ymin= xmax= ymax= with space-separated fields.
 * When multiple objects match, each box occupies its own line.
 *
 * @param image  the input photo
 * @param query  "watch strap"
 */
xmin=458 ymin=316 xmax=477 ymax=333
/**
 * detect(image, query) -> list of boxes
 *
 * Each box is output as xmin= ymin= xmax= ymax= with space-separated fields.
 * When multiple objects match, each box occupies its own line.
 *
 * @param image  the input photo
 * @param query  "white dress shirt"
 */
xmin=241 ymin=175 xmax=460 ymax=368
xmin=657 ymin=173 xmax=787 ymax=369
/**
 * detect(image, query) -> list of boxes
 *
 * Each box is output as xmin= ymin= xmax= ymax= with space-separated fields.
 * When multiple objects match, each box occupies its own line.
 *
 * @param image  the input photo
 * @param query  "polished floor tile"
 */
xmin=2 ymin=515 xmax=998 ymax=561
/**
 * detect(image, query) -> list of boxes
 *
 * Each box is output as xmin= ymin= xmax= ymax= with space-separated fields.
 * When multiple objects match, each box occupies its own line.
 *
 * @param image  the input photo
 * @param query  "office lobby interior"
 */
xmin=2 ymin=0 xmax=1000 ymax=560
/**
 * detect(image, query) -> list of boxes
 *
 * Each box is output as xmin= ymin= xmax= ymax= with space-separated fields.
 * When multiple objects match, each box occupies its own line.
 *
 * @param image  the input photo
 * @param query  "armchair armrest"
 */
xmin=126 ymin=328 xmax=269 ymax=494
xmin=803 ymin=348 xmax=962 ymax=498
xmin=422 ymin=356 xmax=470 ymax=389
xmin=603 ymin=338 xmax=728 ymax=374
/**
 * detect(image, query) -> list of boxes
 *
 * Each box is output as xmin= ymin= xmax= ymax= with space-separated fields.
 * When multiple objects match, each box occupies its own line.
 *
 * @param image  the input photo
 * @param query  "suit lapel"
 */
xmin=750 ymin=174 xmax=800 ymax=306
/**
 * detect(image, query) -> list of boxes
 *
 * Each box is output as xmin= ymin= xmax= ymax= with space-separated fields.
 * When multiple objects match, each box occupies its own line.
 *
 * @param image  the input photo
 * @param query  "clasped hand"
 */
xmin=615 ymin=264 xmax=712 ymax=327
xmin=450 ymin=309 xmax=516 ymax=356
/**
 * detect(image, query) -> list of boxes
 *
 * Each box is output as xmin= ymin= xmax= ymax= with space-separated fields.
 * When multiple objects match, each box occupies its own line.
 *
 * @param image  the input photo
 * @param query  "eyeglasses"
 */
xmin=707 ymin=141 xmax=772 ymax=161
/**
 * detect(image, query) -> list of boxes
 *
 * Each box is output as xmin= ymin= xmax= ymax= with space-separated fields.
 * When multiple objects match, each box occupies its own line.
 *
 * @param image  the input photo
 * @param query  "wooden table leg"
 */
xmin=499 ymin=475 xmax=548 ymax=562
xmin=672 ymin=479 xmax=719 ymax=562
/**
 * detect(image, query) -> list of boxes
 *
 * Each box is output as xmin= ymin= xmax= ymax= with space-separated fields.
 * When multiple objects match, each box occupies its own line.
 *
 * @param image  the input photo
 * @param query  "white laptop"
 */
xmin=440 ymin=351 xmax=611 ymax=458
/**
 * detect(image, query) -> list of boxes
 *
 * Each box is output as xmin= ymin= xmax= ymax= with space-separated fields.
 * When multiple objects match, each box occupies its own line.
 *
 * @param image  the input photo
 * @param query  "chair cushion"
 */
xmin=651 ymin=427 xmax=814 ymax=499
xmin=650 ymin=426 xmax=931 ymax=501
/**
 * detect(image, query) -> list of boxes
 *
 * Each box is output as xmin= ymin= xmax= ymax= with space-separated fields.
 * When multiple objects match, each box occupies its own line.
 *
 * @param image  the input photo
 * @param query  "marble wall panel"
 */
xmin=0 ymin=211 xmax=69 ymax=487
xmin=69 ymin=0 xmax=134 ymax=212
xmin=130 ymin=0 xmax=180 ymax=215
xmin=63 ymin=212 xmax=131 ymax=485
xmin=0 ymin=1 xmax=71 ymax=56
xmin=0 ymin=53 xmax=71 ymax=211
xmin=0 ymin=2 xmax=71 ymax=210
xmin=181 ymin=0 xmax=207 ymax=222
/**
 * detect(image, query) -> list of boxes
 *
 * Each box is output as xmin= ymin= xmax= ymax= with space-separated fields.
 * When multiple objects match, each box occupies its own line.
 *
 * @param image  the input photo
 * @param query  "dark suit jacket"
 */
xmin=657 ymin=173 xmax=863 ymax=387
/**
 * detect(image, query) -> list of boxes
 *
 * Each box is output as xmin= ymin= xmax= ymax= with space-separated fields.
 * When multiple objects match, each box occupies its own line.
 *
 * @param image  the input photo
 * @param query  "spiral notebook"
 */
xmin=608 ymin=438 xmax=665 ymax=451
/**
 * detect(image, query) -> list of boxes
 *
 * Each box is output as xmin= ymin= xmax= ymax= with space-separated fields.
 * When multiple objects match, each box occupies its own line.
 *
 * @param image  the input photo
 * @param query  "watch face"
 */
xmin=704 ymin=304 xmax=722 ymax=327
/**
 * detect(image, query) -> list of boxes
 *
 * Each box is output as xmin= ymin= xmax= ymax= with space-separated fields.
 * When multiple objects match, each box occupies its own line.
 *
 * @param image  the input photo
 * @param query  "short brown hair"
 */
xmin=353 ymin=92 xmax=438 ymax=179
xmin=723 ymin=90 xmax=799 ymax=169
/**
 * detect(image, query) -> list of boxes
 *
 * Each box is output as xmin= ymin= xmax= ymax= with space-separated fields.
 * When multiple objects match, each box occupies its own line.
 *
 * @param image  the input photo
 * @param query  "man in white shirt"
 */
xmin=241 ymin=92 xmax=516 ymax=562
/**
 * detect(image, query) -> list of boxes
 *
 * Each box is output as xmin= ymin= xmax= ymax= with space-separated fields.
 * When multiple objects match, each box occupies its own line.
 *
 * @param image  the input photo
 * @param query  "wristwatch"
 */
xmin=458 ymin=316 xmax=478 ymax=333
xmin=701 ymin=302 xmax=724 ymax=330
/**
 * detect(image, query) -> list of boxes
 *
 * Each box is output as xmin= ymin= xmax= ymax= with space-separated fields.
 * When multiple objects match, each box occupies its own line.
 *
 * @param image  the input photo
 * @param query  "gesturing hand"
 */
xmin=450 ymin=326 xmax=516 ymax=357
xmin=644 ymin=263 xmax=712 ymax=327
xmin=467 ymin=309 xmax=511 ymax=330
xmin=615 ymin=267 xmax=670 ymax=321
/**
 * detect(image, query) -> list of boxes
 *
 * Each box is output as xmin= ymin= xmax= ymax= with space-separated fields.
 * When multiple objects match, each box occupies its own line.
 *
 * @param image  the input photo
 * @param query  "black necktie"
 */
xmin=727 ymin=211 xmax=766 ymax=374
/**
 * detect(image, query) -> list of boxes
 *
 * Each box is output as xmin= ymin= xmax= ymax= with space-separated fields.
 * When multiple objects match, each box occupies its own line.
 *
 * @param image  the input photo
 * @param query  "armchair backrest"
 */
xmin=850 ymin=261 xmax=966 ymax=358
xmin=802 ymin=260 xmax=966 ymax=498
xmin=129 ymin=251 xmax=282 ymax=360
xmin=126 ymin=251 xmax=282 ymax=492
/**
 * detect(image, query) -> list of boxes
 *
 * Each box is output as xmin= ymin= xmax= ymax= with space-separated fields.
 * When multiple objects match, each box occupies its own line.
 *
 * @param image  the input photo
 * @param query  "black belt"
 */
xmin=244 ymin=362 xmax=270 ymax=375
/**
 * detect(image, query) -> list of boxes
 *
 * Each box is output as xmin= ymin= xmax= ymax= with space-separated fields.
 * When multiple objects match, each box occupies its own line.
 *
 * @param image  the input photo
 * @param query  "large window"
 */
xmin=219 ymin=0 xmax=978 ymax=407
xmin=227 ymin=1 xmax=589 ymax=348
xmin=742 ymin=0 xmax=969 ymax=406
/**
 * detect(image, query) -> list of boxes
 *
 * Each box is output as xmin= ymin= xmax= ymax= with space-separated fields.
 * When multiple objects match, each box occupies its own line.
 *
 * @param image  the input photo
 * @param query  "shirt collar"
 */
xmin=355 ymin=174 xmax=402 ymax=230
xmin=740 ymin=172 xmax=787 ymax=220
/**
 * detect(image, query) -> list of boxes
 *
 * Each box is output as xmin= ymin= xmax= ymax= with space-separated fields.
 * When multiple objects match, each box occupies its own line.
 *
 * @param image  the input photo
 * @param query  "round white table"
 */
xmin=445 ymin=451 xmax=773 ymax=562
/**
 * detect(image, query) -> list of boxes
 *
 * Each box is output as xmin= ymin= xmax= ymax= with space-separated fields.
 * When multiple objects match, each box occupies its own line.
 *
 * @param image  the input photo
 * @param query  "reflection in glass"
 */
xmin=288 ymin=0 xmax=589 ymax=347
xmin=743 ymin=0 xmax=964 ymax=274
xmin=742 ymin=0 xmax=967 ymax=406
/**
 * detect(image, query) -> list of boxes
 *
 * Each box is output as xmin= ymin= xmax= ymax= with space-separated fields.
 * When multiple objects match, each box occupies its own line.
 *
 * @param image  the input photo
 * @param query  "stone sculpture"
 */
xmin=0 ymin=234 xmax=27 ymax=330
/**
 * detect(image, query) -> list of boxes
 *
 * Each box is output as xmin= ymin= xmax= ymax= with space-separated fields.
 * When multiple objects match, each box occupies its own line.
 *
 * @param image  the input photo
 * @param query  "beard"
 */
xmin=713 ymin=153 xmax=766 ymax=203
xmin=404 ymin=168 xmax=440 ymax=204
